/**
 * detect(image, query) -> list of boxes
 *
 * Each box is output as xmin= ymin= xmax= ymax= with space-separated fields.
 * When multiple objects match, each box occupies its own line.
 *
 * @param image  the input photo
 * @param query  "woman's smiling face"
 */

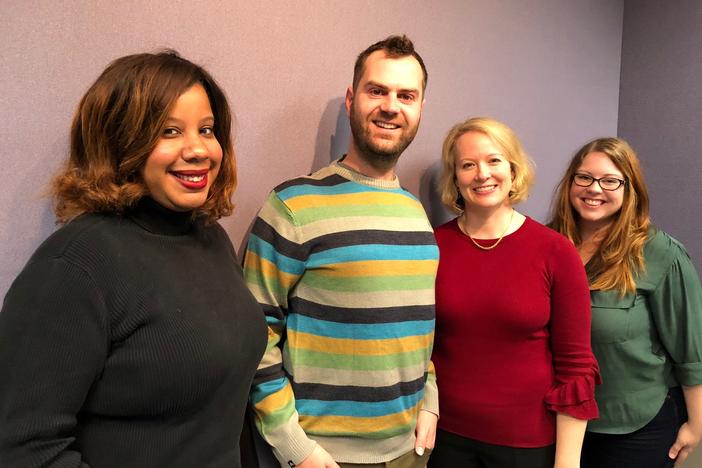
xmin=569 ymin=151 xmax=625 ymax=230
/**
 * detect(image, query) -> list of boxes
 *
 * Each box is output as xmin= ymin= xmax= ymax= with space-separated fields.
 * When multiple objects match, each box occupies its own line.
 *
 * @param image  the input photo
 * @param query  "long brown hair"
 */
xmin=52 ymin=50 xmax=236 ymax=224
xmin=548 ymin=137 xmax=650 ymax=294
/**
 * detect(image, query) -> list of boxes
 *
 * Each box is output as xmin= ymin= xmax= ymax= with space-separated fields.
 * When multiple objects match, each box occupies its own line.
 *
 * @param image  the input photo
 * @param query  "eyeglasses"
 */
xmin=573 ymin=173 xmax=626 ymax=191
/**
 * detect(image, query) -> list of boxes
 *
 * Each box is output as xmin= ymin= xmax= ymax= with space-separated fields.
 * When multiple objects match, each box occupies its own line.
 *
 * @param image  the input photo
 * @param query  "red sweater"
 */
xmin=433 ymin=217 xmax=600 ymax=447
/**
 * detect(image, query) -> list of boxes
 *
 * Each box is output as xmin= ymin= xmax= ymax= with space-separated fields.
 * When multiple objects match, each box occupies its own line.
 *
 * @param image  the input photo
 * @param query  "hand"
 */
xmin=669 ymin=422 xmax=702 ymax=466
xmin=296 ymin=444 xmax=340 ymax=468
xmin=414 ymin=409 xmax=438 ymax=456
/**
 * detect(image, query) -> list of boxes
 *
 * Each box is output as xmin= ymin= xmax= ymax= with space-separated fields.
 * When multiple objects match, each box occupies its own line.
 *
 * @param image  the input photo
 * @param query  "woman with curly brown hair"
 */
xmin=0 ymin=51 xmax=267 ymax=468
xmin=549 ymin=137 xmax=702 ymax=467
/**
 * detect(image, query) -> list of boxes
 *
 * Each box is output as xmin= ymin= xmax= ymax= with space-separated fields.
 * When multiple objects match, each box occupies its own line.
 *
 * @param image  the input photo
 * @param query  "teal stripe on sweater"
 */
xmin=297 ymin=390 xmax=423 ymax=417
xmin=247 ymin=234 xmax=306 ymax=275
xmin=288 ymin=314 xmax=434 ymax=339
xmin=307 ymin=244 xmax=439 ymax=267
xmin=278 ymin=181 xmax=411 ymax=201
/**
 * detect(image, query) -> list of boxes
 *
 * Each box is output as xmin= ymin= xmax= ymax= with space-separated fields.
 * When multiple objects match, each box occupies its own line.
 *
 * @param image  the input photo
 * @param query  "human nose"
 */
xmin=475 ymin=162 xmax=490 ymax=180
xmin=182 ymin=133 xmax=208 ymax=161
xmin=585 ymin=179 xmax=604 ymax=193
xmin=379 ymin=93 xmax=400 ymax=114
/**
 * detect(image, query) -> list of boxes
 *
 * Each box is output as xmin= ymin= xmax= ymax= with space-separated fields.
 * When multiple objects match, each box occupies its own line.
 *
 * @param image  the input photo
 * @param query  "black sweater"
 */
xmin=0 ymin=198 xmax=267 ymax=468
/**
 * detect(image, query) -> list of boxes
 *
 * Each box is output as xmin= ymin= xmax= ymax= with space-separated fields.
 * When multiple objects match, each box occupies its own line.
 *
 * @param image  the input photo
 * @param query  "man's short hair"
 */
xmin=352 ymin=35 xmax=428 ymax=94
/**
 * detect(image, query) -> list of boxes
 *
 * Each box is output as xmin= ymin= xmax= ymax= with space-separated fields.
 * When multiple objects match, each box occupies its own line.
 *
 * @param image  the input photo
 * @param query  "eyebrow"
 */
xmin=577 ymin=171 xmax=624 ymax=177
xmin=458 ymin=153 xmax=504 ymax=159
xmin=364 ymin=81 xmax=420 ymax=95
xmin=164 ymin=116 xmax=215 ymax=125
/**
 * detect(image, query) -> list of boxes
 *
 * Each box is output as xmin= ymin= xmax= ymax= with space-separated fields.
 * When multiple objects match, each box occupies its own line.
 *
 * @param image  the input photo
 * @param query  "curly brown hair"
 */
xmin=548 ymin=137 xmax=650 ymax=295
xmin=52 ymin=50 xmax=236 ymax=224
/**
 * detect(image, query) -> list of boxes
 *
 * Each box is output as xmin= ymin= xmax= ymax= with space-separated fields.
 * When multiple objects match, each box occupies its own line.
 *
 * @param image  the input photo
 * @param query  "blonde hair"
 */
xmin=438 ymin=117 xmax=534 ymax=214
xmin=548 ymin=137 xmax=650 ymax=294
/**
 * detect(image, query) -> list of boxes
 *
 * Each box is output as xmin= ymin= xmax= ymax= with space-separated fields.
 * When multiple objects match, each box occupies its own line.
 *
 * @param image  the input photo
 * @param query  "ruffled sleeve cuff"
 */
xmin=544 ymin=370 xmax=602 ymax=420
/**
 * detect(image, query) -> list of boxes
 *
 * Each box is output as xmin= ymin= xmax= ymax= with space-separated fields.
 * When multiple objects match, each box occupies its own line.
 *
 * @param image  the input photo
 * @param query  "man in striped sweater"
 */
xmin=244 ymin=35 xmax=438 ymax=468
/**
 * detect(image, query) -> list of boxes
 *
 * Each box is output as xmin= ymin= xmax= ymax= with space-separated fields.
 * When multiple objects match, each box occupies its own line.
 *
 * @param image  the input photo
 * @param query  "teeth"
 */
xmin=175 ymin=173 xmax=205 ymax=182
xmin=473 ymin=186 xmax=496 ymax=193
xmin=375 ymin=121 xmax=399 ymax=129
xmin=583 ymin=199 xmax=604 ymax=206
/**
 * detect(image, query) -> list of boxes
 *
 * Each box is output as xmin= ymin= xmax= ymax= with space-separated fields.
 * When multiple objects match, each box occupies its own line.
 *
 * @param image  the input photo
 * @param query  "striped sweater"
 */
xmin=244 ymin=160 xmax=439 ymax=465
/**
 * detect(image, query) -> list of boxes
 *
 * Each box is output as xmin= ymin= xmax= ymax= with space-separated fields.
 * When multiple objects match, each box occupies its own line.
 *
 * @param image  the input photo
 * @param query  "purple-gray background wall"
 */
xmin=1 ymin=0 xmax=623 ymax=299
xmin=619 ymin=0 xmax=702 ymax=271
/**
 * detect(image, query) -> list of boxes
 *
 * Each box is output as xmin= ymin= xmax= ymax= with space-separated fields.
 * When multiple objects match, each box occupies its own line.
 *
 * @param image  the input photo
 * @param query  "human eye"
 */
xmin=162 ymin=127 xmax=181 ymax=138
xmin=489 ymin=157 xmax=503 ymax=165
xmin=461 ymin=161 xmax=475 ymax=170
xmin=574 ymin=174 xmax=592 ymax=183
xmin=600 ymin=177 xmax=622 ymax=189
xmin=368 ymin=87 xmax=384 ymax=97
xmin=200 ymin=126 xmax=215 ymax=137
xmin=398 ymin=92 xmax=415 ymax=103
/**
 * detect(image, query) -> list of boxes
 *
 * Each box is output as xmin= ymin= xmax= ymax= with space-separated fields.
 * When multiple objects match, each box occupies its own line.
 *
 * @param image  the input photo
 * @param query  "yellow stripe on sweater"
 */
xmin=285 ymin=192 xmax=419 ymax=212
xmin=288 ymin=330 xmax=434 ymax=355
xmin=310 ymin=259 xmax=437 ymax=277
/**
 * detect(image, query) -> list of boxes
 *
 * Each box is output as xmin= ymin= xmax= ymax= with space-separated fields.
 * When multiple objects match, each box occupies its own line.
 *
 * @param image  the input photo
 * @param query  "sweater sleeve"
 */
xmin=243 ymin=192 xmax=316 ymax=466
xmin=648 ymin=237 xmax=702 ymax=386
xmin=543 ymin=238 xmax=601 ymax=420
xmin=421 ymin=361 xmax=439 ymax=415
xmin=0 ymin=256 xmax=108 ymax=468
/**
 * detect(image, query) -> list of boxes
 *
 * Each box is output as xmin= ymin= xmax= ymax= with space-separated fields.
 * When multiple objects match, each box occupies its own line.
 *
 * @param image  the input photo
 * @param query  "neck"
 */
xmin=578 ymin=220 xmax=611 ymax=244
xmin=461 ymin=204 xmax=514 ymax=238
xmin=576 ymin=220 xmax=610 ymax=264
xmin=342 ymin=144 xmax=398 ymax=181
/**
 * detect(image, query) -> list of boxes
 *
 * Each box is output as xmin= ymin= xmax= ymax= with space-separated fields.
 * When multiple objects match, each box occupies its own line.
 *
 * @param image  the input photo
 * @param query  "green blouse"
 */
xmin=588 ymin=229 xmax=702 ymax=434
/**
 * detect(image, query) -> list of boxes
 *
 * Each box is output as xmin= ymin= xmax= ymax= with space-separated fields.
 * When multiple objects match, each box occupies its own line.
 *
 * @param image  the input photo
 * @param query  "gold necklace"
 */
xmin=459 ymin=209 xmax=515 ymax=251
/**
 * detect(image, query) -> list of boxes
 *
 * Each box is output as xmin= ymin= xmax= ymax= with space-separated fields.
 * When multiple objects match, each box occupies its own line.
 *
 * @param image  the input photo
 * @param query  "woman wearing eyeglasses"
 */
xmin=549 ymin=137 xmax=702 ymax=468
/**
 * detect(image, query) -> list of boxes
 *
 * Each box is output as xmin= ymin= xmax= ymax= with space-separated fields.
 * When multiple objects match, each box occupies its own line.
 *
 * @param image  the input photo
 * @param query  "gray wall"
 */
xmin=619 ymin=3 xmax=702 ymax=463
xmin=619 ymin=0 xmax=702 ymax=271
xmin=0 ymin=0 xmax=624 ymax=298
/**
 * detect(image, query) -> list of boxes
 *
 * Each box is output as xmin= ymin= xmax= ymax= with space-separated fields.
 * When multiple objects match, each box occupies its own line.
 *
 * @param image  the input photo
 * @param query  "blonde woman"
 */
xmin=549 ymin=137 xmax=702 ymax=467
xmin=429 ymin=117 xmax=600 ymax=468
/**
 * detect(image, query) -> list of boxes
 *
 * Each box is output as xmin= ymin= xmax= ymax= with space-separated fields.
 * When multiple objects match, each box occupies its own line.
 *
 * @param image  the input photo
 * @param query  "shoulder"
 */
xmin=644 ymin=228 xmax=687 ymax=261
xmin=517 ymin=218 xmax=583 ymax=275
xmin=200 ymin=221 xmax=237 ymax=256
xmin=434 ymin=218 xmax=459 ymax=240
xmin=640 ymin=228 xmax=693 ymax=282
xmin=31 ymin=213 xmax=123 ymax=262
xmin=272 ymin=165 xmax=350 ymax=199
xmin=521 ymin=217 xmax=577 ymax=250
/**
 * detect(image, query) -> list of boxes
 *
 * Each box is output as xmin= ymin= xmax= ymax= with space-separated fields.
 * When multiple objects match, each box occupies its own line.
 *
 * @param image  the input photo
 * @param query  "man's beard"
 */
xmin=349 ymin=104 xmax=420 ymax=171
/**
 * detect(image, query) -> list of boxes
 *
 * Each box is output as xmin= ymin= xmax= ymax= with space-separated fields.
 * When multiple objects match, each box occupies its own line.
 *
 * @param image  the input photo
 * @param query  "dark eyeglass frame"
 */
xmin=573 ymin=173 xmax=627 ymax=191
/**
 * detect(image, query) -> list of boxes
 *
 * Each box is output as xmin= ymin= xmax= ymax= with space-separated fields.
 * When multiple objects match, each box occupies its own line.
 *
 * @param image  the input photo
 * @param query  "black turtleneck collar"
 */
xmin=128 ymin=197 xmax=196 ymax=236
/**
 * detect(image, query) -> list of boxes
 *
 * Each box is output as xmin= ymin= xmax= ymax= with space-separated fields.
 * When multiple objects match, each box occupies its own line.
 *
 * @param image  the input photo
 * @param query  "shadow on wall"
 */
xmin=312 ymin=97 xmax=350 ymax=172
xmin=236 ymin=97 xmax=351 ymax=260
xmin=419 ymin=160 xmax=454 ymax=228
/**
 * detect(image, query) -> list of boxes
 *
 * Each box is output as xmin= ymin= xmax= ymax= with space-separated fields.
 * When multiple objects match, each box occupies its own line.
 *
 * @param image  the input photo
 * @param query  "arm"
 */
xmin=414 ymin=355 xmax=439 ymax=455
xmin=646 ymin=236 xmax=702 ymax=466
xmin=669 ymin=385 xmax=702 ymax=466
xmin=545 ymin=239 xmax=601 ymax=466
xmin=555 ymin=413 xmax=587 ymax=468
xmin=0 ymin=256 xmax=106 ymax=468
xmin=244 ymin=193 xmax=321 ymax=467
